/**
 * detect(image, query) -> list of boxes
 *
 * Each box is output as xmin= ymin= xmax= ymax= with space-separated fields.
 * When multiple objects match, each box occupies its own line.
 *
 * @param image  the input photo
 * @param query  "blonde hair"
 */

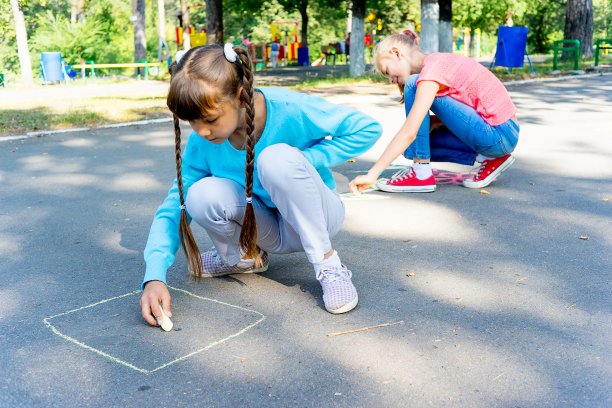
xmin=167 ymin=45 xmax=261 ymax=279
xmin=373 ymin=33 xmax=421 ymax=103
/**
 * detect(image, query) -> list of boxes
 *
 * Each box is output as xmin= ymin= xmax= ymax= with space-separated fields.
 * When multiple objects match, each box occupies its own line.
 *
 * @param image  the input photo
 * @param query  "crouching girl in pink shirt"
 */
xmin=349 ymin=33 xmax=519 ymax=193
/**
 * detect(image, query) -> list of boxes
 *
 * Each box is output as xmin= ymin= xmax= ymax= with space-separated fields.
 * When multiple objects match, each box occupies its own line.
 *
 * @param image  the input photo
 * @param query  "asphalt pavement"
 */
xmin=0 ymin=75 xmax=611 ymax=407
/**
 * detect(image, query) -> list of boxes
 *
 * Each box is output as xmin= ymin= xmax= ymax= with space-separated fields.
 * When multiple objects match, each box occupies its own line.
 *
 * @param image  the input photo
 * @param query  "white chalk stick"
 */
xmin=158 ymin=303 xmax=173 ymax=332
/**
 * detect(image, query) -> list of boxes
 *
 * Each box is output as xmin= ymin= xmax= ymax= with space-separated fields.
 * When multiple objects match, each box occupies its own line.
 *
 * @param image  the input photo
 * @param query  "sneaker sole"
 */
xmin=376 ymin=181 xmax=436 ymax=193
xmin=463 ymin=156 xmax=516 ymax=189
xmin=326 ymin=294 xmax=359 ymax=314
xmin=194 ymin=264 xmax=269 ymax=278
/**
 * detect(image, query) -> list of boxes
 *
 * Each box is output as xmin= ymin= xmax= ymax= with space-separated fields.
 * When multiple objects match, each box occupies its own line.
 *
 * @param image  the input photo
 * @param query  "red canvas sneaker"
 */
xmin=463 ymin=154 xmax=515 ymax=189
xmin=376 ymin=168 xmax=436 ymax=192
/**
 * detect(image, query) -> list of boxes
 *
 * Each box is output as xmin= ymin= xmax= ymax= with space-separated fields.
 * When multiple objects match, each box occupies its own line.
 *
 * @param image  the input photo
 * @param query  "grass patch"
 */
xmin=485 ymin=54 xmax=612 ymax=81
xmin=291 ymin=72 xmax=387 ymax=90
xmin=0 ymin=95 xmax=170 ymax=137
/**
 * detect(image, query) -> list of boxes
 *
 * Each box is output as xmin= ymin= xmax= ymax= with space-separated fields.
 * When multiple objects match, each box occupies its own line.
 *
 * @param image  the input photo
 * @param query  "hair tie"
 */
xmin=224 ymin=43 xmax=238 ymax=63
xmin=179 ymin=204 xmax=186 ymax=210
xmin=246 ymin=196 xmax=252 ymax=204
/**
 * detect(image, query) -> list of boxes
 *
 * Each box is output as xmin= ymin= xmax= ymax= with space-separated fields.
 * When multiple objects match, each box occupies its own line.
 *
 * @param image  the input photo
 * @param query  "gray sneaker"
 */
xmin=316 ymin=265 xmax=358 ymax=314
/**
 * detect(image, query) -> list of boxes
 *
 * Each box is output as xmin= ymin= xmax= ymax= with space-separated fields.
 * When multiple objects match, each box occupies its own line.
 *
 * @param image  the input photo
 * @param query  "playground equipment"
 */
xmin=176 ymin=26 xmax=207 ymax=48
xmin=594 ymin=39 xmax=612 ymax=67
xmin=456 ymin=28 xmax=481 ymax=57
xmin=268 ymin=21 xmax=301 ymax=66
xmin=489 ymin=26 xmax=534 ymax=74
xmin=176 ymin=4 xmax=207 ymax=49
xmin=552 ymin=39 xmax=580 ymax=70
xmin=249 ymin=44 xmax=267 ymax=70
xmin=38 ymin=52 xmax=70 ymax=84
xmin=363 ymin=13 xmax=384 ymax=57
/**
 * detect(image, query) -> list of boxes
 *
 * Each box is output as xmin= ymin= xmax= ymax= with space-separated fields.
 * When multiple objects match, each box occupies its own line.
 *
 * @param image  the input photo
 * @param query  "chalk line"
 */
xmin=42 ymin=286 xmax=265 ymax=374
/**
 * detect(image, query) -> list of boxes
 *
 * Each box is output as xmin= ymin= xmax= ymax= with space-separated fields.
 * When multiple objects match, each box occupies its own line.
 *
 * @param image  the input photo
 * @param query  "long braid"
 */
xmin=235 ymin=47 xmax=262 ymax=267
xmin=173 ymin=114 xmax=204 ymax=278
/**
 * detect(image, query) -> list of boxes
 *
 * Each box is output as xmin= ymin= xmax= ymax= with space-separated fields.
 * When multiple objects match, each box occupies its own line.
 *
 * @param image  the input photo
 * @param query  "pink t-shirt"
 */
xmin=416 ymin=53 xmax=516 ymax=126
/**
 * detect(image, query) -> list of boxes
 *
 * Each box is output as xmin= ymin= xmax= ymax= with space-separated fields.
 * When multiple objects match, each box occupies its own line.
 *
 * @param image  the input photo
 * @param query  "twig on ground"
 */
xmin=327 ymin=321 xmax=404 ymax=338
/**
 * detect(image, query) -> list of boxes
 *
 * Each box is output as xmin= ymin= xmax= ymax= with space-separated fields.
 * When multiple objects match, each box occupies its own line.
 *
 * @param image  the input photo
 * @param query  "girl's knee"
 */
xmin=185 ymin=177 xmax=238 ymax=222
xmin=258 ymin=143 xmax=303 ymax=185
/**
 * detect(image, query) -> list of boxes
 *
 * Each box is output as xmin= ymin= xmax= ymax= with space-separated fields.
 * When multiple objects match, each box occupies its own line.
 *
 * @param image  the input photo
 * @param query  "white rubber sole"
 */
xmin=463 ymin=156 xmax=516 ymax=189
xmin=326 ymin=294 xmax=359 ymax=314
xmin=194 ymin=264 xmax=269 ymax=278
xmin=376 ymin=179 xmax=436 ymax=193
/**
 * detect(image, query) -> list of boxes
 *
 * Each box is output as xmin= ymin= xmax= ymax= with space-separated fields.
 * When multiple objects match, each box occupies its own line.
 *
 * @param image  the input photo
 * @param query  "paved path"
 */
xmin=0 ymin=76 xmax=611 ymax=407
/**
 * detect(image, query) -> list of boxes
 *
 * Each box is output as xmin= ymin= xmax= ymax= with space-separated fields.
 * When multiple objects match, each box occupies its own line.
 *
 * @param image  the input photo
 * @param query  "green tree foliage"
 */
xmin=30 ymin=11 xmax=110 ymax=62
xmin=593 ymin=0 xmax=611 ymax=38
xmin=521 ymin=0 xmax=565 ymax=53
xmin=0 ymin=0 xmax=19 ymax=77
xmin=368 ymin=0 xmax=419 ymax=36
xmin=4 ymin=0 xmax=607 ymax=80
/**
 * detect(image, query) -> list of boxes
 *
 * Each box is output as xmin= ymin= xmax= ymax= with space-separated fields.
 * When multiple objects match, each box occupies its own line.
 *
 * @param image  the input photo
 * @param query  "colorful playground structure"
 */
xmin=175 ymin=15 xmax=303 ymax=70
xmin=247 ymin=22 xmax=302 ymax=69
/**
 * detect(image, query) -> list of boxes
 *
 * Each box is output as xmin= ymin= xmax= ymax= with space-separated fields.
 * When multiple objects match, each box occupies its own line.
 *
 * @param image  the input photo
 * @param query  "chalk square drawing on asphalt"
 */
xmin=43 ymin=286 xmax=265 ymax=374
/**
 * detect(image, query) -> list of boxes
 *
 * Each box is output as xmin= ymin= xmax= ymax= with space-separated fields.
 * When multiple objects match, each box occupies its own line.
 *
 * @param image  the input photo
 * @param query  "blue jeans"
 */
xmin=403 ymin=74 xmax=519 ymax=163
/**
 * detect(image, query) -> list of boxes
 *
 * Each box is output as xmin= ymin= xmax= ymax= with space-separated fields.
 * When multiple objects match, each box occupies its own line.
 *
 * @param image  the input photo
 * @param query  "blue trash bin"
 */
xmin=297 ymin=47 xmax=309 ymax=66
xmin=40 ymin=52 xmax=66 ymax=83
xmin=493 ymin=26 xmax=528 ymax=68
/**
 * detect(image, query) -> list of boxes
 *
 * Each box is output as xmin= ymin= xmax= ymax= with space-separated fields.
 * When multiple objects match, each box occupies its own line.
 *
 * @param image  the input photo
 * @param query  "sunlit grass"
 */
xmin=291 ymin=72 xmax=387 ymax=90
xmin=0 ymin=96 xmax=170 ymax=136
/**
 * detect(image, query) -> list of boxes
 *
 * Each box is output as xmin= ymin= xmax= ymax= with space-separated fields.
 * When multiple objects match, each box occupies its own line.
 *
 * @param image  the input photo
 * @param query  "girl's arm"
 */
xmin=349 ymin=81 xmax=439 ymax=193
xmin=298 ymin=94 xmax=383 ymax=168
xmin=142 ymin=132 xmax=210 ymax=288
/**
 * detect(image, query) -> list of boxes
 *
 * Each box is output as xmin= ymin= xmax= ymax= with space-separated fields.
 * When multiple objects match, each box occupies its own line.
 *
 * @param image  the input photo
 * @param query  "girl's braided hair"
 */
xmin=167 ymin=45 xmax=261 ymax=279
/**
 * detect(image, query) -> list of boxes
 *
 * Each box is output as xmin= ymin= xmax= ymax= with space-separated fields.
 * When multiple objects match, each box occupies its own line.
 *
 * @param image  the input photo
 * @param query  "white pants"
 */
xmin=270 ymin=50 xmax=279 ymax=67
xmin=185 ymin=144 xmax=345 ymax=266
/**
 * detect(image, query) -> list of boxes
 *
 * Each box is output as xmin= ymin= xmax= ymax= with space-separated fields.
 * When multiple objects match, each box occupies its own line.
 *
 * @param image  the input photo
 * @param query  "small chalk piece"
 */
xmin=158 ymin=304 xmax=173 ymax=332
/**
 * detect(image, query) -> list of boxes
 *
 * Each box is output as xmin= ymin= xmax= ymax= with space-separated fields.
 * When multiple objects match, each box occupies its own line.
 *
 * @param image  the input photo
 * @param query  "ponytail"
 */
xmin=234 ymin=46 xmax=262 ymax=267
xmin=173 ymin=115 xmax=204 ymax=278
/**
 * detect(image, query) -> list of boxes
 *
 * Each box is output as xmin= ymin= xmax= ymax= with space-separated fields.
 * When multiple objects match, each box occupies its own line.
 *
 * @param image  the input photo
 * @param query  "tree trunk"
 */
xmin=157 ymin=0 xmax=166 ymax=60
xmin=10 ymin=0 xmax=32 ymax=85
xmin=438 ymin=0 xmax=452 ymax=53
xmin=420 ymin=0 xmax=439 ymax=53
xmin=180 ymin=0 xmax=190 ymax=49
xmin=349 ymin=0 xmax=365 ymax=77
xmin=78 ymin=0 xmax=84 ymax=21
xmin=206 ymin=0 xmax=223 ymax=45
xmin=535 ymin=5 xmax=546 ymax=53
xmin=468 ymin=26 xmax=474 ymax=57
xmin=132 ymin=0 xmax=147 ymax=74
xmin=299 ymin=1 xmax=309 ymax=49
xmin=564 ymin=0 xmax=593 ymax=58
xmin=71 ymin=0 xmax=77 ymax=24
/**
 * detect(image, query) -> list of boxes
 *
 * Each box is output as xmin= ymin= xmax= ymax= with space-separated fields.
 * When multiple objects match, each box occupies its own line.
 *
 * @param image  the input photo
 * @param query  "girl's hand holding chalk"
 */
xmin=140 ymin=280 xmax=172 ymax=327
xmin=349 ymin=172 xmax=378 ymax=194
